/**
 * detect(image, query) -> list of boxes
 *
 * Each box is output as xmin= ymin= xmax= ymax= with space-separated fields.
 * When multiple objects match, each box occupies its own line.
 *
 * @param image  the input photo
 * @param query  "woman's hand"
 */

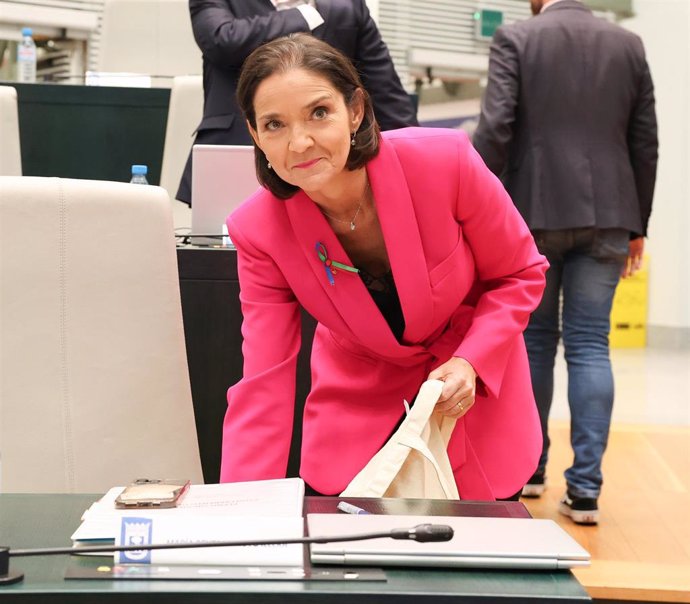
xmin=428 ymin=357 xmax=477 ymax=418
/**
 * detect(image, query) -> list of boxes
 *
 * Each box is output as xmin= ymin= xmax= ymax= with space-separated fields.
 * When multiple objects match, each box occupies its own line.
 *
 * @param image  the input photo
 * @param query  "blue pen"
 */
xmin=337 ymin=501 xmax=371 ymax=515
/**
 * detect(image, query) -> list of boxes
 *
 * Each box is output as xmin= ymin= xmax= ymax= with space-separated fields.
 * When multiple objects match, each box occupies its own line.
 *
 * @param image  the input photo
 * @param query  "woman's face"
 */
xmin=248 ymin=68 xmax=364 ymax=197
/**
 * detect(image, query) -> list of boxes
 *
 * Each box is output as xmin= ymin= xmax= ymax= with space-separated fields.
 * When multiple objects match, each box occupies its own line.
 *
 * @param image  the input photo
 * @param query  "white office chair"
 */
xmin=159 ymin=75 xmax=203 ymax=229
xmin=0 ymin=86 xmax=22 ymax=176
xmin=0 ymin=177 xmax=203 ymax=492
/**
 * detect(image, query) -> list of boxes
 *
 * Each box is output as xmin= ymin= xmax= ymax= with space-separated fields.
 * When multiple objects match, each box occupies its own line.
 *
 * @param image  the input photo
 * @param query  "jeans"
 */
xmin=525 ymin=228 xmax=629 ymax=499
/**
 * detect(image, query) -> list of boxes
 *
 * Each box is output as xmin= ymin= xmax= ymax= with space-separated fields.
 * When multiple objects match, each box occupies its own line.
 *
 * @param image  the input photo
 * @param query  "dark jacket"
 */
xmin=178 ymin=0 xmax=418 ymax=203
xmin=473 ymin=0 xmax=658 ymax=237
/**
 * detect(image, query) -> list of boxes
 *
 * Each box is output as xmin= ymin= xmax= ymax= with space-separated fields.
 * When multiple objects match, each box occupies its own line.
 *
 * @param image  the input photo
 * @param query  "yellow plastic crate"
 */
xmin=609 ymin=255 xmax=649 ymax=348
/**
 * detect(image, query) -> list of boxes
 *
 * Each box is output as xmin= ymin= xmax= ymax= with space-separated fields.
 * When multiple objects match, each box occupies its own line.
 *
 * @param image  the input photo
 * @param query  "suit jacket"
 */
xmin=177 ymin=0 xmax=418 ymax=202
xmin=473 ymin=0 xmax=658 ymax=237
xmin=223 ymin=128 xmax=549 ymax=499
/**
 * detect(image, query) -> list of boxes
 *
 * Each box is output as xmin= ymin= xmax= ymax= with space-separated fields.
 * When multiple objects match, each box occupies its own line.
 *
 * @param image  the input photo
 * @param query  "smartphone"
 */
xmin=114 ymin=478 xmax=191 ymax=509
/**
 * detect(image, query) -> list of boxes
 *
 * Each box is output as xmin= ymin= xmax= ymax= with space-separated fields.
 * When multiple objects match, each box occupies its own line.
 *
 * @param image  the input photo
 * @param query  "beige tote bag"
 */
xmin=340 ymin=380 xmax=460 ymax=499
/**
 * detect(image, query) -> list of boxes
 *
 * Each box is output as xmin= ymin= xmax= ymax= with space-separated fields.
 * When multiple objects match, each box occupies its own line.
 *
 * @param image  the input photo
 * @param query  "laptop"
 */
xmin=191 ymin=144 xmax=260 ymax=240
xmin=307 ymin=513 xmax=590 ymax=570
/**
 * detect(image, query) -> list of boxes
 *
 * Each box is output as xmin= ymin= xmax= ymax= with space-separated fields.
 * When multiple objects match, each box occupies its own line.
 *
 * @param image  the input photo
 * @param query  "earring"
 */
xmin=267 ymin=161 xmax=272 ymax=170
xmin=350 ymin=132 xmax=356 ymax=147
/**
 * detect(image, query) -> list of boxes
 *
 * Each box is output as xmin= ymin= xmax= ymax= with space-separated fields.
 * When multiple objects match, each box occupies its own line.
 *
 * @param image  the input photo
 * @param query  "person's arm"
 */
xmin=189 ymin=0 xmax=310 ymax=68
xmin=350 ymin=0 xmax=418 ymax=129
xmin=627 ymin=37 xmax=658 ymax=239
xmin=439 ymin=133 xmax=548 ymax=402
xmin=472 ymin=26 xmax=520 ymax=176
xmin=220 ymin=216 xmax=301 ymax=482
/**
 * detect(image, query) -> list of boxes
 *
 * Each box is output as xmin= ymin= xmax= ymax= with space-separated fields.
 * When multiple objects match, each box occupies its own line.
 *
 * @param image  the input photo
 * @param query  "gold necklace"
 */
xmin=320 ymin=181 xmax=370 ymax=231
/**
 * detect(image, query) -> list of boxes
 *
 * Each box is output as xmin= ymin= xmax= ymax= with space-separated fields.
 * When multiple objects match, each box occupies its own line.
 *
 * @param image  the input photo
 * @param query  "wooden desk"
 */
xmin=0 ymin=494 xmax=589 ymax=603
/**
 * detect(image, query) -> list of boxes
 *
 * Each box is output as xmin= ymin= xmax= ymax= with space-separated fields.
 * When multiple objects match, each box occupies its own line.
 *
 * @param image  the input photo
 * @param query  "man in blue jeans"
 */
xmin=473 ymin=0 xmax=658 ymax=524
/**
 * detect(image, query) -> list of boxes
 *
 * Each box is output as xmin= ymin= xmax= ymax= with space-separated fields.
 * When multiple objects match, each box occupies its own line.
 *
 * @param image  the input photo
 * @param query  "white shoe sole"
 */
xmin=521 ymin=482 xmax=546 ymax=497
xmin=558 ymin=502 xmax=599 ymax=525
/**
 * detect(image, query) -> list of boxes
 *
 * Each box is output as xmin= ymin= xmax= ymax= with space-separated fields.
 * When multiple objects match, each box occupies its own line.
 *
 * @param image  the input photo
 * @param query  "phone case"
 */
xmin=114 ymin=478 xmax=191 ymax=508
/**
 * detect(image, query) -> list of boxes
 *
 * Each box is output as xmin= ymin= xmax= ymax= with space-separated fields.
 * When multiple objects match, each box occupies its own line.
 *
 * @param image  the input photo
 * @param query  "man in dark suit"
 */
xmin=473 ymin=0 xmax=658 ymax=524
xmin=177 ymin=0 xmax=418 ymax=203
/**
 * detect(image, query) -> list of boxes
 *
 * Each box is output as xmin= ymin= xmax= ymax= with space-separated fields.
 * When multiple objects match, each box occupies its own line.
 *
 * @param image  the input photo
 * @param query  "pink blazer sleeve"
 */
xmin=451 ymin=136 xmax=548 ymax=397
xmin=220 ymin=219 xmax=301 ymax=482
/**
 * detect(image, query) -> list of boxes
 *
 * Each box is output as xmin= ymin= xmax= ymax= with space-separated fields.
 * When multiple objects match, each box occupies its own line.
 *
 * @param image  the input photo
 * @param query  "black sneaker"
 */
xmin=559 ymin=491 xmax=599 ymax=525
xmin=521 ymin=471 xmax=546 ymax=498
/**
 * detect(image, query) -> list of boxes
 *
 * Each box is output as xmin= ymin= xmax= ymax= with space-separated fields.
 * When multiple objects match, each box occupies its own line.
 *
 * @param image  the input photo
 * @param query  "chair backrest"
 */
xmin=0 ymin=177 xmax=203 ymax=492
xmin=0 ymin=86 xmax=22 ymax=176
xmin=160 ymin=75 xmax=202 ymax=230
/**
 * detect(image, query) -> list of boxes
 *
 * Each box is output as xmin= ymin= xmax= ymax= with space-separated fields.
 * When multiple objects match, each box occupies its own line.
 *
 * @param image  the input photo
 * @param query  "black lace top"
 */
xmin=359 ymin=269 xmax=405 ymax=342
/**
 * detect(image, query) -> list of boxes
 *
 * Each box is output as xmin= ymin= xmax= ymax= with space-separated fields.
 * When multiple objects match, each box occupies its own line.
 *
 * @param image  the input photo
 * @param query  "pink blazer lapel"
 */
xmin=368 ymin=138 xmax=435 ymax=344
xmin=285 ymin=191 xmax=398 ymax=352
xmin=284 ymin=135 xmax=435 ymax=359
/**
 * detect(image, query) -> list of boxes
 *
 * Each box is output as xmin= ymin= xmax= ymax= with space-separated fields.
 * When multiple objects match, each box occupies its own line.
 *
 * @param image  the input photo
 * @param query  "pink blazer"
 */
xmin=224 ymin=128 xmax=548 ymax=499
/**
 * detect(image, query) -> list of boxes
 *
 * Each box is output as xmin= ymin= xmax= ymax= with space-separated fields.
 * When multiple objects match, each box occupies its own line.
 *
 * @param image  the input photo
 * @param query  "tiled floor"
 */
xmin=549 ymin=345 xmax=690 ymax=427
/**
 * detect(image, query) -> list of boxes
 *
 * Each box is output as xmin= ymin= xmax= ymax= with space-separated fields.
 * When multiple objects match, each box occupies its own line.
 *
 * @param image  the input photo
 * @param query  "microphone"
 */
xmin=0 ymin=524 xmax=453 ymax=585
xmin=390 ymin=523 xmax=455 ymax=542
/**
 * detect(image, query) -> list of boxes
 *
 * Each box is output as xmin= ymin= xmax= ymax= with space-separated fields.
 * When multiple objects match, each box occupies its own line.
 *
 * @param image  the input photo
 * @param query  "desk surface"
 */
xmin=0 ymin=494 xmax=589 ymax=603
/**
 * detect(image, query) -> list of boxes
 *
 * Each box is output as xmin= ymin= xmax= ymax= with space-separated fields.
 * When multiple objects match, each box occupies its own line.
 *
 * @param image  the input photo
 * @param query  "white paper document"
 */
xmin=71 ymin=478 xmax=305 ymax=545
xmin=115 ymin=515 xmax=304 ymax=566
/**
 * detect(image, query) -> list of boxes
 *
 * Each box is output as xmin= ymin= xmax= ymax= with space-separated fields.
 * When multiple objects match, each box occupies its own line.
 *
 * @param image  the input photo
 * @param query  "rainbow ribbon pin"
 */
xmin=315 ymin=242 xmax=359 ymax=286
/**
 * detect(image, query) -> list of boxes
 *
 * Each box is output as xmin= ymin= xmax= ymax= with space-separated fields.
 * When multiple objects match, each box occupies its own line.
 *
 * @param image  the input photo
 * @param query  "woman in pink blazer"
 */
xmin=223 ymin=34 xmax=548 ymax=500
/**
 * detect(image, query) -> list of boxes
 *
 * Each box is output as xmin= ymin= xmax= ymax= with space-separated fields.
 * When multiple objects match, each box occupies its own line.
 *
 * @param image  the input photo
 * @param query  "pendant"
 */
xmin=350 ymin=222 xmax=356 ymax=231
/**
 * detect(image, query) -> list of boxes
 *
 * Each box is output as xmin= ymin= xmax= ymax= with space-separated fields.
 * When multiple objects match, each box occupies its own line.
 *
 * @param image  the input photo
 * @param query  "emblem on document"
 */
xmin=119 ymin=517 xmax=153 ymax=563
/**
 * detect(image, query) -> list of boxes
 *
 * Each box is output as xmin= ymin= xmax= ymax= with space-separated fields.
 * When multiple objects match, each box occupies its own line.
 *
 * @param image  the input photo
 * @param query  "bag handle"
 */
xmin=395 ymin=427 xmax=459 ymax=498
xmin=399 ymin=380 xmax=459 ymax=499
xmin=340 ymin=380 xmax=460 ymax=499
xmin=405 ymin=380 xmax=457 ymax=447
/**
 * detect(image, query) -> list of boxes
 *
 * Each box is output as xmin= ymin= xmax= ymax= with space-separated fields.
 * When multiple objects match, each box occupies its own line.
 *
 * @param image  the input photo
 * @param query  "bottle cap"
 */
xmin=131 ymin=165 xmax=148 ymax=175
xmin=22 ymin=27 xmax=33 ymax=36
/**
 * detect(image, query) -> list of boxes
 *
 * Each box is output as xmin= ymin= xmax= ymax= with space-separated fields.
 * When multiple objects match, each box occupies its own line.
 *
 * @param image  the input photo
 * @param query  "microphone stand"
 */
xmin=0 ymin=523 xmax=453 ymax=585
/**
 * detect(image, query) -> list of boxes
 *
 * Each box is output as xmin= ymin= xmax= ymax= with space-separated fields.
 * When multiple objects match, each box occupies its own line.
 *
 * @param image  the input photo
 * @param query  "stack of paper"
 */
xmin=71 ymin=478 xmax=305 ymax=566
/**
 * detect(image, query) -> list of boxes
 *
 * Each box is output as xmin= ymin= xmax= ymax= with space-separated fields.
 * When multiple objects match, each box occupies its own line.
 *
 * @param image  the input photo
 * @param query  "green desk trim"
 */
xmin=0 ymin=494 xmax=589 ymax=603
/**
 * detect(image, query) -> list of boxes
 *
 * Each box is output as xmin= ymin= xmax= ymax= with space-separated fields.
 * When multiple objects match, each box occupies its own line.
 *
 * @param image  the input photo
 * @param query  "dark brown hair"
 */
xmin=237 ymin=33 xmax=380 ymax=199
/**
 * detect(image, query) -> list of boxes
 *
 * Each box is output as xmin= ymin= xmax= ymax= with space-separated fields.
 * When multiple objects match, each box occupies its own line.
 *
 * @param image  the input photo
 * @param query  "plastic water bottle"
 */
xmin=130 ymin=165 xmax=149 ymax=185
xmin=17 ymin=27 xmax=37 ymax=83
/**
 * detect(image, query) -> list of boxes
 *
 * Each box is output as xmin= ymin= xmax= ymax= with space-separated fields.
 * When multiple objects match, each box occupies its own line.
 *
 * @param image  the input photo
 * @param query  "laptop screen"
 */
xmin=191 ymin=144 xmax=260 ymax=236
